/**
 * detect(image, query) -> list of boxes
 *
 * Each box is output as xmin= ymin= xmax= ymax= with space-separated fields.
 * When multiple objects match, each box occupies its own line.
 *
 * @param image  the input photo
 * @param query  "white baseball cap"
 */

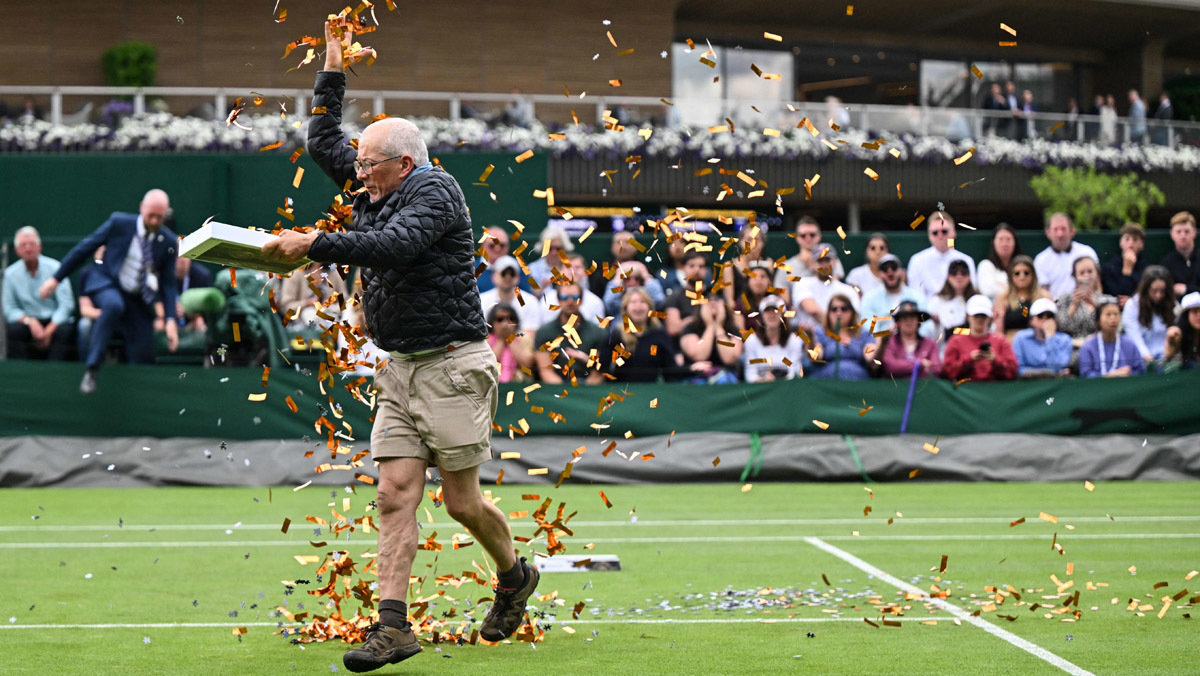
xmin=1181 ymin=291 xmax=1200 ymax=312
xmin=965 ymin=294 xmax=992 ymax=317
xmin=1030 ymin=297 xmax=1057 ymax=317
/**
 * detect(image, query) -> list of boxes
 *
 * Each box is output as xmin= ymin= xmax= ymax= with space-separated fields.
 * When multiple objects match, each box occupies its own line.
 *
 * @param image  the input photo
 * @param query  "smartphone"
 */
xmin=980 ymin=341 xmax=991 ymax=352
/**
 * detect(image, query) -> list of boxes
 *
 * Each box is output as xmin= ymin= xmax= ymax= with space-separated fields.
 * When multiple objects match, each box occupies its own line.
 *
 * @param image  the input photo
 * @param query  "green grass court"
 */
xmin=1 ymin=481 xmax=1196 ymax=675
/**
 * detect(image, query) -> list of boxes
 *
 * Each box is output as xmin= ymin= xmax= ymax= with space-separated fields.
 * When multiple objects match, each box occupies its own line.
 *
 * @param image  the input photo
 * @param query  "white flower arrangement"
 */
xmin=5 ymin=112 xmax=1200 ymax=174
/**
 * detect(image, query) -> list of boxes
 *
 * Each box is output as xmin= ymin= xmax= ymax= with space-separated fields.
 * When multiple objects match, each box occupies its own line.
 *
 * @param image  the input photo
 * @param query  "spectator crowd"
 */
xmin=7 ymin=208 xmax=1200 ymax=388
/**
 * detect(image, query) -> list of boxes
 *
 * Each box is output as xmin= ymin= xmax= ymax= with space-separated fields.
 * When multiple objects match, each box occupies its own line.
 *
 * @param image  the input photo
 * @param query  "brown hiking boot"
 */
xmin=342 ymin=622 xmax=421 ymax=673
xmin=479 ymin=557 xmax=540 ymax=641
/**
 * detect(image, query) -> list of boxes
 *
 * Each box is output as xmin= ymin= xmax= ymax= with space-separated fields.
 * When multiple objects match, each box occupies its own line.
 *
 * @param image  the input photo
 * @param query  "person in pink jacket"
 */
xmin=942 ymin=295 xmax=1018 ymax=382
xmin=879 ymin=301 xmax=942 ymax=378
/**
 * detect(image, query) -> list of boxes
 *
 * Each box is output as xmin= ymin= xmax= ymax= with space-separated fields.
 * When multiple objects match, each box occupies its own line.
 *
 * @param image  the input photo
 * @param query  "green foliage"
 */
xmin=1029 ymin=166 xmax=1165 ymax=231
xmin=102 ymin=41 xmax=158 ymax=88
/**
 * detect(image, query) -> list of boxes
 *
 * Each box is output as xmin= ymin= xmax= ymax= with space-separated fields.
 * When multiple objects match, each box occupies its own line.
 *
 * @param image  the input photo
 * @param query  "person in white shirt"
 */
xmin=860 ymin=253 xmax=927 ymax=335
xmin=906 ymin=210 xmax=977 ymax=299
xmin=976 ymin=223 xmax=1025 ymax=299
xmin=541 ymin=253 xmax=606 ymax=322
xmin=478 ymin=255 xmax=544 ymax=331
xmin=791 ymin=243 xmax=858 ymax=331
xmin=844 ymin=232 xmax=889 ymax=297
xmin=1033 ymin=212 xmax=1099 ymax=298
xmin=774 ymin=216 xmax=845 ymax=291
xmin=741 ymin=295 xmax=805 ymax=381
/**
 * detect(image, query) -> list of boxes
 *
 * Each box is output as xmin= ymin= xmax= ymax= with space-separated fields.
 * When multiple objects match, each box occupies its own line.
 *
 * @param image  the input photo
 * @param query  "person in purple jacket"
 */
xmin=1079 ymin=298 xmax=1146 ymax=378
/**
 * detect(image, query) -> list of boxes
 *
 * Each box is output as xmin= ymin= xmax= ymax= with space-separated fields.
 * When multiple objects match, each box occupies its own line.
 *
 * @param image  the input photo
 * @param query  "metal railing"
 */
xmin=2 ymin=84 xmax=1196 ymax=147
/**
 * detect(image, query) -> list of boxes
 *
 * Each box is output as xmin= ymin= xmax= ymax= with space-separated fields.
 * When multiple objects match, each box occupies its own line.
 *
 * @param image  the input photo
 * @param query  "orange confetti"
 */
xmin=599 ymin=491 xmax=612 ymax=508
xmin=1039 ymin=512 xmax=1059 ymax=524
xmin=515 ymin=149 xmax=534 ymax=163
xmin=812 ymin=419 xmax=830 ymax=430
xmin=1084 ymin=481 xmax=1095 ymax=492
xmin=763 ymin=31 xmax=782 ymax=42
xmin=247 ymin=392 xmax=266 ymax=402
xmin=259 ymin=141 xmax=284 ymax=152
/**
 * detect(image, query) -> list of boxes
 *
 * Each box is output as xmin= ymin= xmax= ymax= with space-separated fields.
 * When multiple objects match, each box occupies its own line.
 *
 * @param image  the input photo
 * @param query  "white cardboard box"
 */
xmin=179 ymin=221 xmax=309 ymax=275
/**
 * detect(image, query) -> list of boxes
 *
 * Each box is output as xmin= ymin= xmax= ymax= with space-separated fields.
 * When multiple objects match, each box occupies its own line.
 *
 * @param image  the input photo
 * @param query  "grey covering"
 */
xmin=3 ymin=432 xmax=1198 ymax=487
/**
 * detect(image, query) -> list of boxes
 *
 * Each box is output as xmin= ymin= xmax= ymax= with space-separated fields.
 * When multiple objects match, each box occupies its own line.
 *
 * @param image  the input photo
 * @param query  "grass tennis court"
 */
xmin=1 ymin=481 xmax=1196 ymax=675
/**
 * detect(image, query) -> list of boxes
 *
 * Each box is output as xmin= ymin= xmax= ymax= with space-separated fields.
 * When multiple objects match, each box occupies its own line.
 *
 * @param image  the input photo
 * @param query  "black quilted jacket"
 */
xmin=305 ymin=71 xmax=486 ymax=353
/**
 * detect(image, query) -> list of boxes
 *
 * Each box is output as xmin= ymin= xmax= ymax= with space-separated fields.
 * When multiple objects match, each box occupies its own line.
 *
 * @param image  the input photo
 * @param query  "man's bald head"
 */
xmin=366 ymin=117 xmax=429 ymax=167
xmin=141 ymin=189 xmax=170 ymax=231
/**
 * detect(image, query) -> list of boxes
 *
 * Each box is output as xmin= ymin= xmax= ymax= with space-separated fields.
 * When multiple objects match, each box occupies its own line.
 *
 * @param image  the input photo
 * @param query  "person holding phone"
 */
xmin=942 ymin=295 xmax=1018 ymax=382
xmin=1056 ymin=256 xmax=1106 ymax=345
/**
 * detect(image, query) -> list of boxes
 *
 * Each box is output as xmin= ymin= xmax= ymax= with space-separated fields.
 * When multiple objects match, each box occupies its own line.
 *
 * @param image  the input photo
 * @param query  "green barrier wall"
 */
xmin=3 ymin=360 xmax=1195 ymax=440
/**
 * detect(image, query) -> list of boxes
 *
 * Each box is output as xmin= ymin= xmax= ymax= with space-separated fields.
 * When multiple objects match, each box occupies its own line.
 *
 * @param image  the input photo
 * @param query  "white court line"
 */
xmin=2 ymin=515 xmax=1196 ymax=532
xmin=0 ymin=617 xmax=933 ymax=631
xmin=805 ymin=536 xmax=1094 ymax=676
xmin=1 ymin=532 xmax=1196 ymax=549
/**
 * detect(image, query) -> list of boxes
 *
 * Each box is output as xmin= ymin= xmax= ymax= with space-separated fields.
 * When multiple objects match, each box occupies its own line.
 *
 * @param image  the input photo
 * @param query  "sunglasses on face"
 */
xmin=948 ymin=269 xmax=969 ymax=277
xmin=880 ymin=263 xmax=899 ymax=272
xmin=499 ymin=269 xmax=518 ymax=277
xmin=559 ymin=293 xmax=582 ymax=301
xmin=798 ymin=231 xmax=819 ymax=239
xmin=1012 ymin=269 xmax=1032 ymax=277
xmin=1036 ymin=312 xmax=1055 ymax=319
xmin=486 ymin=241 xmax=507 ymax=249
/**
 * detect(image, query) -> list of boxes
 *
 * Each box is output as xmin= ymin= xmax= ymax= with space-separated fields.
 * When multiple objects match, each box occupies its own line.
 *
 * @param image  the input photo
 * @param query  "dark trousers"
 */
xmin=6 ymin=320 xmax=76 ymax=360
xmin=87 ymin=286 xmax=155 ymax=368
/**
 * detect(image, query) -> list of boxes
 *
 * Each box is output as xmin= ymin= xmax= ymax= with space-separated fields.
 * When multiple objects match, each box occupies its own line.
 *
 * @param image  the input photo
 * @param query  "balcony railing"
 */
xmin=1 ymin=84 xmax=1195 ymax=148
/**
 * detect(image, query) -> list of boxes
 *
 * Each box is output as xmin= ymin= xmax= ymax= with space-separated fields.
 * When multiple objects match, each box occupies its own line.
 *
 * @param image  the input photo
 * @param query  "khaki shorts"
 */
xmin=370 ymin=340 xmax=499 ymax=471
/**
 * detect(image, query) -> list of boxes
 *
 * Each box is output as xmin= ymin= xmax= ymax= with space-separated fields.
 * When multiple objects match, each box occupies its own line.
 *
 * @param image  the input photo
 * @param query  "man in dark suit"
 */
xmin=40 ymin=189 xmax=180 ymax=393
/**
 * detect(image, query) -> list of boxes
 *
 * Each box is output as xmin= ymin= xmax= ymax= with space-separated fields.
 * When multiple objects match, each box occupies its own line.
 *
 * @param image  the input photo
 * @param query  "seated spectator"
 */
xmin=734 ymin=260 xmax=775 ymax=332
xmin=791 ymin=243 xmax=859 ymax=331
xmin=993 ymin=254 xmax=1051 ymax=339
xmin=502 ymin=88 xmax=536 ymax=128
xmin=680 ymin=292 xmax=742 ymax=383
xmin=659 ymin=234 xmax=693 ymax=295
xmin=527 ymin=224 xmax=574 ymax=297
xmin=1012 ymin=298 xmax=1073 ymax=378
xmin=1033 ymin=212 xmax=1099 ymax=297
xmin=845 ymin=232 xmax=890 ymax=297
xmin=942 ymin=294 xmax=1018 ymax=382
xmin=542 ymin=253 xmax=605 ymax=322
xmin=663 ymin=251 xmax=710 ymax=347
xmin=278 ymin=261 xmax=348 ymax=332
xmin=476 ymin=226 xmax=530 ymax=293
xmin=1121 ymin=265 xmax=1177 ymax=365
xmin=1164 ymin=292 xmax=1200 ymax=370
xmin=860 ymin=253 xmax=926 ymax=335
xmin=878 ymin=301 xmax=941 ymax=378
xmin=602 ymin=288 xmax=679 ymax=382
xmin=3 ymin=225 xmax=76 ymax=360
xmin=809 ymin=294 xmax=874 ymax=380
xmin=480 ymin=255 xmax=545 ymax=331
xmin=589 ymin=229 xmax=637 ymax=298
xmin=1159 ymin=211 xmax=1200 ymax=297
xmin=906 ymin=210 xmax=976 ymax=299
xmin=1100 ymin=222 xmax=1146 ymax=307
xmin=925 ymin=259 xmax=977 ymax=341
xmin=534 ymin=281 xmax=606 ymax=385
xmin=1056 ymin=256 xmax=1105 ymax=343
xmin=1080 ymin=298 xmax=1146 ymax=378
xmin=602 ymin=259 xmax=665 ymax=316
xmin=977 ymin=223 xmax=1023 ymax=299
xmin=173 ymin=256 xmax=213 ymax=333
xmin=724 ymin=222 xmax=774 ymax=308
xmin=775 ymin=216 xmax=845 ymax=291
xmin=742 ymin=295 xmax=805 ymax=382
xmin=486 ymin=302 xmax=534 ymax=383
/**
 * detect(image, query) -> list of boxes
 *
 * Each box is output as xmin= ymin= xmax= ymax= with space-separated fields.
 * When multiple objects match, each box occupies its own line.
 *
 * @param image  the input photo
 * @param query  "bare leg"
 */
xmin=375 ymin=458 xmax=427 ymax=603
xmin=440 ymin=464 xmax=517 ymax=573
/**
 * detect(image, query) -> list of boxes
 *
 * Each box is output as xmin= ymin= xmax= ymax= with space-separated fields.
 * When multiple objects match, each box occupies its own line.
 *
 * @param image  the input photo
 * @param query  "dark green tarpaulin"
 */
xmin=2 ymin=361 xmax=1196 ymax=440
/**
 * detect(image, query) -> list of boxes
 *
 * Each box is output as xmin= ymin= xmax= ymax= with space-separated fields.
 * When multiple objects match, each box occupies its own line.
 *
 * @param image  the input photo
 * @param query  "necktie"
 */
xmin=139 ymin=233 xmax=157 ymax=305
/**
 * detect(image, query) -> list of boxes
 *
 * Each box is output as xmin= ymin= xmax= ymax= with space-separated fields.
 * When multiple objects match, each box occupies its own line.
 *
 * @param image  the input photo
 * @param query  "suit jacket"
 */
xmin=56 ymin=211 xmax=180 ymax=319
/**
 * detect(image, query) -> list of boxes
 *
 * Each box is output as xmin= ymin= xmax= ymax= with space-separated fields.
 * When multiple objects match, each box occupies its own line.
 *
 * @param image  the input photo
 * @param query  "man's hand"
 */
xmin=1175 ymin=282 xmax=1188 ymax=298
xmin=35 ymin=322 xmax=57 ymax=350
xmin=323 ymin=17 xmax=376 ymax=72
xmin=38 ymin=278 xmax=58 ymax=300
xmin=25 ymin=318 xmax=45 ymax=342
xmin=165 ymin=320 xmax=179 ymax=352
xmin=262 ymin=230 xmax=319 ymax=262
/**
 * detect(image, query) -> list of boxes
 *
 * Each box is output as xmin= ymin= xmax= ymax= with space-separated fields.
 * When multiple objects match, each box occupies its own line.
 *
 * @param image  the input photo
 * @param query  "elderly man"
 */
xmin=40 ymin=189 xmax=179 ymax=393
xmin=905 ymin=210 xmax=977 ymax=300
xmin=3 ymin=226 xmax=75 ymax=360
xmin=1033 ymin=212 xmax=1099 ymax=298
xmin=261 ymin=19 xmax=535 ymax=673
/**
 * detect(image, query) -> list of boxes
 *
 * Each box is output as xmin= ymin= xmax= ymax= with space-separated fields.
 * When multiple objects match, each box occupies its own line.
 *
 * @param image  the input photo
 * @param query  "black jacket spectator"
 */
xmin=1159 ymin=248 xmax=1200 ymax=297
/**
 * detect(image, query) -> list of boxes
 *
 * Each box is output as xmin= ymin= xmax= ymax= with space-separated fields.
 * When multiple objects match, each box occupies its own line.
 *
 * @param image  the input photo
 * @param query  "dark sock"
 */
xmin=497 ymin=559 xmax=526 ymax=589
xmin=378 ymin=599 xmax=408 ymax=629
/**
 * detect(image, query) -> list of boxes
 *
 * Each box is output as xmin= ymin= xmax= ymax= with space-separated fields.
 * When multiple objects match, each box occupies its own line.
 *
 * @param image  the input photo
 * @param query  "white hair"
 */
xmin=14 ymin=225 xmax=40 ymax=246
xmin=371 ymin=117 xmax=429 ymax=166
xmin=539 ymin=223 xmax=575 ymax=253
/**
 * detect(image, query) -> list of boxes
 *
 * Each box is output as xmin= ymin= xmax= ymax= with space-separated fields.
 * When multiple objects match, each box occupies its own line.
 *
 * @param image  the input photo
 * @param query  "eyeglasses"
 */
xmin=485 ymin=241 xmax=507 ymax=249
xmin=798 ymin=231 xmax=819 ymax=239
xmin=1036 ymin=312 xmax=1055 ymax=319
xmin=879 ymin=263 xmax=899 ymax=272
xmin=1012 ymin=269 xmax=1032 ymax=277
xmin=498 ymin=268 xmax=518 ymax=277
xmin=354 ymin=154 xmax=406 ymax=175
xmin=828 ymin=305 xmax=852 ymax=313
xmin=559 ymin=293 xmax=582 ymax=301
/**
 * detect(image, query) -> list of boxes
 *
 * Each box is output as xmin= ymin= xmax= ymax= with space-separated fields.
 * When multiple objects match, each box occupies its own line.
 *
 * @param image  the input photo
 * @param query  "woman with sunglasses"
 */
xmin=486 ymin=303 xmax=534 ymax=383
xmin=993 ymin=254 xmax=1051 ymax=340
xmin=977 ymin=224 xmax=1024 ymax=299
xmin=1012 ymin=297 xmax=1073 ymax=378
xmin=925 ymin=259 xmax=977 ymax=342
xmin=845 ymin=232 xmax=890 ymax=297
xmin=809 ymin=294 xmax=874 ymax=380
